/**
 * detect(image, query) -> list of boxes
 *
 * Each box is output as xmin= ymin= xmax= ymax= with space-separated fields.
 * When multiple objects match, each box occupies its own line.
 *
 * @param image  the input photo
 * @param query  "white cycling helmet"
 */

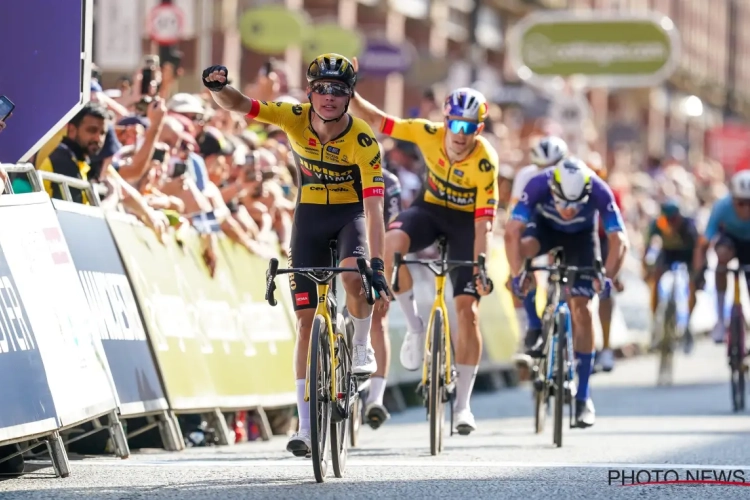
xmin=530 ymin=136 xmax=568 ymax=167
xmin=730 ymin=170 xmax=750 ymax=200
xmin=550 ymin=157 xmax=593 ymax=203
xmin=443 ymin=88 xmax=489 ymax=122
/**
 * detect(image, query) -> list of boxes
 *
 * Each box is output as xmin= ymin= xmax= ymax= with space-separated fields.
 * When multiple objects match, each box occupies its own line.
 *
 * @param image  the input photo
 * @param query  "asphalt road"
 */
xmin=2 ymin=338 xmax=749 ymax=499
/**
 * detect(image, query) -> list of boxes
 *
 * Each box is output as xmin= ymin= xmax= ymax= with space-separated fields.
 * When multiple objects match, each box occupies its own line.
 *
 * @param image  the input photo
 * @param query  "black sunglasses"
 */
xmin=311 ymin=81 xmax=351 ymax=97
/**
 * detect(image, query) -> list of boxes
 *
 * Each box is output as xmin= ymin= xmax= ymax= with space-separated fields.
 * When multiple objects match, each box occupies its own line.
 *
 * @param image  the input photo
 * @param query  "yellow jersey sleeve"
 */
xmin=379 ymin=117 xmax=441 ymax=143
xmin=245 ymin=100 xmax=304 ymax=133
xmin=38 ymin=157 xmax=55 ymax=198
xmin=352 ymin=121 xmax=385 ymax=199
xmin=474 ymin=146 xmax=499 ymax=220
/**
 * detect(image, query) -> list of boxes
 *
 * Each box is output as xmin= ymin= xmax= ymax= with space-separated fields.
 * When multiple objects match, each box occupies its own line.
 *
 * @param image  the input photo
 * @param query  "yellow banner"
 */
xmin=105 ymin=214 xmax=296 ymax=410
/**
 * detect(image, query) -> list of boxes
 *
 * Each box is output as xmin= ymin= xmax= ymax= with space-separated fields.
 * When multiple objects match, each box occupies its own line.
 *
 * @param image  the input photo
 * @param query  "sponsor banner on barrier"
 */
xmin=0 ymin=225 xmax=58 ymax=443
xmin=106 ymin=213 xmax=218 ymax=410
xmin=106 ymin=213 xmax=296 ymax=410
xmin=54 ymin=202 xmax=169 ymax=416
xmin=218 ymin=239 xmax=296 ymax=407
xmin=0 ymin=194 xmax=117 ymax=427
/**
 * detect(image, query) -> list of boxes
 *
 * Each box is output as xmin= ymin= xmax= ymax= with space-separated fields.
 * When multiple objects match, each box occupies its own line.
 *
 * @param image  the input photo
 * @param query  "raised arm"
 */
xmin=202 ymin=65 xmax=253 ymax=114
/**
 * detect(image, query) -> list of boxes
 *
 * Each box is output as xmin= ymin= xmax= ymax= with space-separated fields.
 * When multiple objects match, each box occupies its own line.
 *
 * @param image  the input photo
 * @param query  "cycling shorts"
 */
xmin=288 ymin=205 xmax=367 ymax=311
xmin=715 ymin=232 xmax=750 ymax=266
xmin=656 ymin=249 xmax=694 ymax=272
xmin=387 ymin=203 xmax=479 ymax=299
xmin=522 ymin=213 xmax=600 ymax=298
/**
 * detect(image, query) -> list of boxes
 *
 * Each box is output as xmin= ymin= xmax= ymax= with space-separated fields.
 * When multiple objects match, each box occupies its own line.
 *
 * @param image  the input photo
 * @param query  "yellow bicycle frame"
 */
xmin=733 ymin=270 xmax=742 ymax=307
xmin=421 ymin=274 xmax=453 ymax=387
xmin=304 ymin=282 xmax=340 ymax=403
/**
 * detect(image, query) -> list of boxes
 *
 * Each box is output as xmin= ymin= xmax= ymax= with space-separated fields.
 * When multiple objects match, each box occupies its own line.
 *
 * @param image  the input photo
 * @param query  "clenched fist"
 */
xmin=202 ymin=65 xmax=229 ymax=92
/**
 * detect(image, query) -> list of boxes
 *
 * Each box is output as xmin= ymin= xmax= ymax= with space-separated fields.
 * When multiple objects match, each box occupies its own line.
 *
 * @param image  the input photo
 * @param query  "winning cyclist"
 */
xmin=202 ymin=54 xmax=391 ymax=456
xmin=643 ymin=199 xmax=698 ymax=352
xmin=509 ymin=136 xmax=568 ymax=363
xmin=588 ymin=161 xmax=625 ymax=371
xmin=693 ymin=170 xmax=750 ymax=344
xmin=350 ymin=77 xmax=498 ymax=434
xmin=363 ymin=162 xmax=403 ymax=429
xmin=505 ymin=158 xmax=629 ymax=428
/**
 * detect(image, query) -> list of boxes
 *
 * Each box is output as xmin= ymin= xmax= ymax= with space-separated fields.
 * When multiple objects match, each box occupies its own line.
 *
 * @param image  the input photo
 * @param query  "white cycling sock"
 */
xmin=454 ymin=364 xmax=479 ymax=413
xmin=396 ymin=291 xmax=423 ymax=334
xmin=515 ymin=307 xmax=528 ymax=349
xmin=350 ymin=313 xmax=372 ymax=346
xmin=296 ymin=379 xmax=310 ymax=432
xmin=366 ymin=376 xmax=387 ymax=406
xmin=717 ymin=293 xmax=726 ymax=325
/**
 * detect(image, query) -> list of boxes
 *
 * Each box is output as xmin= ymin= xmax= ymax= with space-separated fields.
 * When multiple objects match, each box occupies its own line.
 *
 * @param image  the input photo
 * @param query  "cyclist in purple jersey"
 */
xmin=504 ymin=157 xmax=629 ymax=429
xmin=364 ymin=166 xmax=402 ymax=428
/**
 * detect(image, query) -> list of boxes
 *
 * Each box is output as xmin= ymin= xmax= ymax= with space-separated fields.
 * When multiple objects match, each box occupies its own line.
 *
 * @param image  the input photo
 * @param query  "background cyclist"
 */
xmin=202 ymin=54 xmax=391 ymax=456
xmin=505 ymin=158 xmax=629 ymax=428
xmin=642 ymin=199 xmax=699 ymax=352
xmin=508 ymin=136 xmax=569 ymax=364
xmin=693 ymin=170 xmax=750 ymax=344
xmin=349 ymin=74 xmax=498 ymax=435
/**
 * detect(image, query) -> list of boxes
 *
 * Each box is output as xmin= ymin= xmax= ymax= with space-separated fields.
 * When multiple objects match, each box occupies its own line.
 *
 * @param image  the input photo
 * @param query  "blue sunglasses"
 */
xmin=447 ymin=119 xmax=480 ymax=135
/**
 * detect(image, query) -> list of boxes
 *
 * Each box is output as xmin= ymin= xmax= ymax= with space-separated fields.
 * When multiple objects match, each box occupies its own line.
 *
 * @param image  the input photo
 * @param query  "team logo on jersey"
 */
xmin=373 ymin=176 xmax=384 ymax=183
xmin=309 ymin=138 xmax=317 ymax=147
xmin=326 ymin=145 xmax=340 ymax=155
xmin=454 ymin=169 xmax=464 ymax=178
xmin=478 ymin=159 xmax=494 ymax=173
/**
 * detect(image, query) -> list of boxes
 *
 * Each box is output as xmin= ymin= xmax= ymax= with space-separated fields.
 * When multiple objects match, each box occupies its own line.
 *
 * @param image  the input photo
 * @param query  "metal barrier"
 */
xmin=1 ymin=162 xmax=108 ymax=206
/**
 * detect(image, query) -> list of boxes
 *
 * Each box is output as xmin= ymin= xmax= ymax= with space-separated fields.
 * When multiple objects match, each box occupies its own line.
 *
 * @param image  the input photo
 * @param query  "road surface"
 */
xmin=2 ymin=339 xmax=749 ymax=499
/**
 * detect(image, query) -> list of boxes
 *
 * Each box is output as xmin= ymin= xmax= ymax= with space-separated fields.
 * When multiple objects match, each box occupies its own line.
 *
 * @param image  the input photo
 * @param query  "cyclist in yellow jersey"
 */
xmin=203 ymin=54 xmax=391 ymax=457
xmin=350 ymin=68 xmax=498 ymax=435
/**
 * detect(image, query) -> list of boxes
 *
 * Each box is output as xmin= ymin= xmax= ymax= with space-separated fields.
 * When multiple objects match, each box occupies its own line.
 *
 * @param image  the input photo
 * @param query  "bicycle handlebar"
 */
xmin=523 ymin=259 xmax=603 ymax=279
xmin=391 ymin=251 xmax=488 ymax=293
xmin=264 ymin=257 xmax=375 ymax=307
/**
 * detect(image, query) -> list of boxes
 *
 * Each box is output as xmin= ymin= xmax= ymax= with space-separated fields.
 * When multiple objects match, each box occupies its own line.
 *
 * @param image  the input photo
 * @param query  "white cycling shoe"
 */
xmin=599 ymin=348 xmax=615 ymax=372
xmin=400 ymin=331 xmax=425 ymax=371
xmin=454 ymin=409 xmax=477 ymax=435
xmin=287 ymin=429 xmax=312 ymax=457
xmin=352 ymin=344 xmax=377 ymax=376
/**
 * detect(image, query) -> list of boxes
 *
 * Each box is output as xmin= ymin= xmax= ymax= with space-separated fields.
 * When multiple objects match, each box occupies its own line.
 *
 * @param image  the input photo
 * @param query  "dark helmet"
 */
xmin=306 ymin=53 xmax=357 ymax=89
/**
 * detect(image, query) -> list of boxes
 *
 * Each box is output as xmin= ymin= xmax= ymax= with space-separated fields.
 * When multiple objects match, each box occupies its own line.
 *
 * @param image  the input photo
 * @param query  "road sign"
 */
xmin=148 ymin=3 xmax=185 ymax=46
xmin=508 ymin=11 xmax=680 ymax=88
xmin=358 ymin=39 xmax=415 ymax=77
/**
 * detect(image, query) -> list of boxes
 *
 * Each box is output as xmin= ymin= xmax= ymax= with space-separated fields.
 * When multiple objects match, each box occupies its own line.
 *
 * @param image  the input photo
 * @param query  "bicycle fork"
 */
xmin=547 ymin=307 xmax=575 ymax=384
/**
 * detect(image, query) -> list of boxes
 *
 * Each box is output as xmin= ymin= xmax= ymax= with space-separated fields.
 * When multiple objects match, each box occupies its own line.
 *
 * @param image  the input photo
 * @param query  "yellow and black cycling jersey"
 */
xmin=245 ymin=100 xmax=384 ymax=206
xmin=380 ymin=117 xmax=499 ymax=219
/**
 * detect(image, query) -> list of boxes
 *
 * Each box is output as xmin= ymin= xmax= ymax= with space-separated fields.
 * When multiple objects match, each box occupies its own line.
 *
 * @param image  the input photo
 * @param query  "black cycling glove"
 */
xmin=202 ymin=65 xmax=229 ymax=92
xmin=472 ymin=273 xmax=494 ymax=294
xmin=370 ymin=258 xmax=391 ymax=299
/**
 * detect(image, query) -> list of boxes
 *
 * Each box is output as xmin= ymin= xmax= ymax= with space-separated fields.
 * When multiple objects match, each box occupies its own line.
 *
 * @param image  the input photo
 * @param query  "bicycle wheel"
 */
xmin=729 ymin=305 xmax=745 ymax=412
xmin=553 ymin=312 xmax=566 ymax=448
xmin=429 ymin=308 xmax=445 ymax=456
xmin=309 ymin=317 xmax=331 ymax=483
xmin=657 ymin=298 xmax=677 ymax=386
xmin=330 ymin=334 xmax=349 ymax=477
xmin=534 ymin=356 xmax=549 ymax=434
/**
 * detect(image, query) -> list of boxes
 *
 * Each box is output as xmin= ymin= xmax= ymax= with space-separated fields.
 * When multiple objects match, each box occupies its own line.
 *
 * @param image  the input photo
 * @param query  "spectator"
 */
xmin=0 ymin=117 xmax=7 ymax=133
xmin=38 ymin=102 xmax=109 ymax=203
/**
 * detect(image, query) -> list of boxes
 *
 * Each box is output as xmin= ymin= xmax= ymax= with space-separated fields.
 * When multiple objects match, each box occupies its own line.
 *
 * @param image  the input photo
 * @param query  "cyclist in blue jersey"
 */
xmin=693 ymin=170 xmax=750 ymax=343
xmin=364 ymin=165 xmax=403 ymax=429
xmin=504 ymin=157 xmax=629 ymax=428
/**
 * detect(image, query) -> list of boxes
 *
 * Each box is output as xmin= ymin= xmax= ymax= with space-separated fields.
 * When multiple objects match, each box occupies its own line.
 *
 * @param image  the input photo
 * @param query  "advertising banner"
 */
xmin=0 ymin=225 xmax=58 ymax=443
xmin=0 ymin=194 xmax=116 ymax=428
xmin=0 ymin=0 xmax=91 ymax=163
xmin=106 ymin=213 xmax=218 ymax=411
xmin=218 ymin=239 xmax=296 ymax=407
xmin=508 ymin=11 xmax=680 ymax=88
xmin=54 ymin=202 xmax=168 ymax=416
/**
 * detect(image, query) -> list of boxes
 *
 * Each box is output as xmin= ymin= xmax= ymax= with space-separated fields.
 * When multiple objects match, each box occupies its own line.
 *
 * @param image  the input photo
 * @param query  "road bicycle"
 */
xmin=341 ymin=307 xmax=369 ymax=448
xmin=525 ymin=247 xmax=602 ymax=448
xmin=653 ymin=262 xmax=690 ymax=386
xmin=265 ymin=241 xmax=374 ymax=483
xmin=391 ymin=236 xmax=488 ymax=456
xmin=714 ymin=264 xmax=750 ymax=412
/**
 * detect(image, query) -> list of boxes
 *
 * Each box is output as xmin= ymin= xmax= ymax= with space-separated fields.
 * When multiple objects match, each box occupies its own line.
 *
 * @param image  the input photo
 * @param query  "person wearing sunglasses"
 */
xmin=201 ymin=53 xmax=393 ymax=457
xmin=642 ymin=199 xmax=699 ymax=353
xmin=693 ymin=169 xmax=750 ymax=344
xmin=505 ymin=157 xmax=629 ymax=429
xmin=349 ymin=83 xmax=499 ymax=436
xmin=508 ymin=136 xmax=568 ymax=368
